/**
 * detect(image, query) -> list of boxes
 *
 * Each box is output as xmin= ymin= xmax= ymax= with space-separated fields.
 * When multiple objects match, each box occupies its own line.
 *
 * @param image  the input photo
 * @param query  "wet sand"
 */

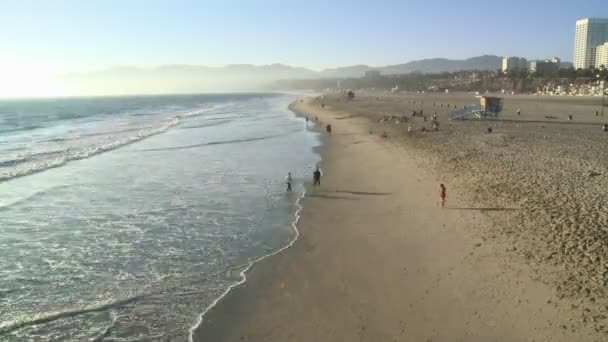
xmin=193 ymin=93 xmax=607 ymax=342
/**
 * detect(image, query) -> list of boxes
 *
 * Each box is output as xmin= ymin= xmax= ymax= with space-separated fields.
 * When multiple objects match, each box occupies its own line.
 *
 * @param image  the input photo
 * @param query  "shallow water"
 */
xmin=0 ymin=93 xmax=319 ymax=341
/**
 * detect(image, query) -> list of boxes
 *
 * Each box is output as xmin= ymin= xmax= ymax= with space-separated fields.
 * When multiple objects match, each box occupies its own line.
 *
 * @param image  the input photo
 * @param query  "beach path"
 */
xmin=194 ymin=99 xmax=594 ymax=342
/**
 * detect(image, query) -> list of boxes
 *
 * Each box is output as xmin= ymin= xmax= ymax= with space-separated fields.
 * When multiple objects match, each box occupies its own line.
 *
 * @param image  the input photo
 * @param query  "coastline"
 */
xmin=192 ymin=95 xmax=603 ymax=341
xmin=188 ymin=101 xmax=324 ymax=342
xmin=188 ymin=179 xmax=310 ymax=342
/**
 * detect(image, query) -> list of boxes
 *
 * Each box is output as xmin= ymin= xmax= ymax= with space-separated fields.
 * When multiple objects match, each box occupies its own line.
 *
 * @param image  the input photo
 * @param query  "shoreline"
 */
xmin=193 ymin=94 xmax=605 ymax=341
xmin=188 ymin=108 xmax=322 ymax=342
xmin=188 ymin=182 xmax=310 ymax=342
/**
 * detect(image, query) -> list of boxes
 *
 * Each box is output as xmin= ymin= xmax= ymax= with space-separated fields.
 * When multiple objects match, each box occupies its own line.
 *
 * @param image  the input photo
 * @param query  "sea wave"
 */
xmin=138 ymin=134 xmax=284 ymax=152
xmin=0 ymin=293 xmax=147 ymax=335
xmin=0 ymin=184 xmax=71 ymax=211
xmin=0 ymin=118 xmax=181 ymax=183
xmin=0 ymin=156 xmax=30 ymax=168
xmin=40 ymin=126 xmax=156 ymax=142
xmin=90 ymin=311 xmax=117 ymax=342
xmin=178 ymin=119 xmax=233 ymax=130
xmin=0 ymin=125 xmax=42 ymax=134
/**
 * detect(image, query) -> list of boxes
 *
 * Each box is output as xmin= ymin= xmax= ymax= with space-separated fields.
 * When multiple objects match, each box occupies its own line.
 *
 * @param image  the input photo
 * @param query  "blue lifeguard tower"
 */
xmin=449 ymin=96 xmax=503 ymax=120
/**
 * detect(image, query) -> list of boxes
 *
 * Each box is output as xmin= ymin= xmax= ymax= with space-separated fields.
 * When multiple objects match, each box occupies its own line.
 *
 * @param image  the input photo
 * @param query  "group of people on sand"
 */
xmin=285 ymin=168 xmax=322 ymax=193
xmin=305 ymin=115 xmax=332 ymax=134
xmin=287 ymin=165 xmax=447 ymax=207
xmin=302 ymin=102 xmax=448 ymax=209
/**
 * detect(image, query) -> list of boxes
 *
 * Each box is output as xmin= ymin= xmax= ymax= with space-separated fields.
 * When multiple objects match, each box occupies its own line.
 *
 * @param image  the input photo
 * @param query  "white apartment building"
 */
xmin=596 ymin=42 xmax=608 ymax=68
xmin=574 ymin=18 xmax=608 ymax=69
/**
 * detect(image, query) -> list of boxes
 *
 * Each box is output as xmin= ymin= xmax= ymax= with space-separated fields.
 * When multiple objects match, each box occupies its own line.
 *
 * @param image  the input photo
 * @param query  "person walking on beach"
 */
xmin=439 ymin=184 xmax=447 ymax=208
xmin=286 ymin=172 xmax=293 ymax=192
xmin=517 ymin=108 xmax=521 ymax=116
xmin=313 ymin=168 xmax=322 ymax=187
xmin=432 ymin=118 xmax=439 ymax=131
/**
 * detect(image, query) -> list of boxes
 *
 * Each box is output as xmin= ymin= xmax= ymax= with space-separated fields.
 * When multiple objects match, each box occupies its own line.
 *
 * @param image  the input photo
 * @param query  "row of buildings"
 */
xmin=574 ymin=18 xmax=608 ymax=69
xmin=367 ymin=18 xmax=608 ymax=81
xmin=501 ymin=56 xmax=561 ymax=76
xmin=502 ymin=18 xmax=608 ymax=76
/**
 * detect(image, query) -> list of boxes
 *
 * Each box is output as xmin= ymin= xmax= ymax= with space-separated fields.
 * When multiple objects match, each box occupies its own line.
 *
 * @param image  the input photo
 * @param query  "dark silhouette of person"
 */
xmin=286 ymin=172 xmax=293 ymax=192
xmin=313 ymin=168 xmax=321 ymax=186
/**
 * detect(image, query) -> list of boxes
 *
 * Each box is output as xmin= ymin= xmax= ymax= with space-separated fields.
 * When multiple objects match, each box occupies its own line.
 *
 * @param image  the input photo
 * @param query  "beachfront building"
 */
xmin=530 ymin=58 xmax=561 ymax=77
xmin=502 ymin=57 xmax=527 ymax=73
xmin=574 ymin=18 xmax=608 ymax=69
xmin=596 ymin=42 xmax=608 ymax=69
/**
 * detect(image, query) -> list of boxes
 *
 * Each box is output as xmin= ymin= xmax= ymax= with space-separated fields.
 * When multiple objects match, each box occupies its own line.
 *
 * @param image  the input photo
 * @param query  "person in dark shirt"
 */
xmin=313 ymin=168 xmax=322 ymax=186
xmin=286 ymin=172 xmax=293 ymax=192
xmin=440 ymin=184 xmax=447 ymax=208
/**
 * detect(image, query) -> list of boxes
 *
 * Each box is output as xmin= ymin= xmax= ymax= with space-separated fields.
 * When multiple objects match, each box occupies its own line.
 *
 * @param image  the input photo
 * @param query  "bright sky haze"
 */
xmin=1 ymin=0 xmax=607 ymax=96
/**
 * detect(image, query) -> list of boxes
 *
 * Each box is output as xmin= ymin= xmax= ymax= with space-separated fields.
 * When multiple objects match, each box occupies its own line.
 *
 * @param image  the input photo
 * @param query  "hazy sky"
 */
xmin=1 ymin=0 xmax=607 ymax=96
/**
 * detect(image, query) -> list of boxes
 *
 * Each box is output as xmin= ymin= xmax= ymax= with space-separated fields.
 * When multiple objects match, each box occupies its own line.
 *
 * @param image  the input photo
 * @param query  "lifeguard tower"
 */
xmin=449 ymin=96 xmax=503 ymax=120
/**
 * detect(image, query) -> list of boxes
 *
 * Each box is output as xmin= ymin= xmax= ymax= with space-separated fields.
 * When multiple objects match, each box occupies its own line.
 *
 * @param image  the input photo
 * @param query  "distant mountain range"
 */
xmin=62 ymin=56 xmax=574 ymax=95
xmin=322 ymin=55 xmax=505 ymax=77
xmin=317 ymin=56 xmax=573 ymax=78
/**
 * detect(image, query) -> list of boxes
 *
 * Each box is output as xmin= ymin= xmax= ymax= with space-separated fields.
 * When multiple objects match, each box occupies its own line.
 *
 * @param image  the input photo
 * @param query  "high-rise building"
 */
xmin=530 ymin=58 xmax=560 ymax=77
xmin=502 ymin=57 xmax=527 ymax=73
xmin=596 ymin=42 xmax=608 ymax=68
xmin=574 ymin=18 xmax=608 ymax=69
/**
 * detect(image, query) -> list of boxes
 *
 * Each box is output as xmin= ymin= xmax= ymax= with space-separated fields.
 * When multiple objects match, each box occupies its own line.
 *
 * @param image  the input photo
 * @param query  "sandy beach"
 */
xmin=193 ymin=93 xmax=608 ymax=342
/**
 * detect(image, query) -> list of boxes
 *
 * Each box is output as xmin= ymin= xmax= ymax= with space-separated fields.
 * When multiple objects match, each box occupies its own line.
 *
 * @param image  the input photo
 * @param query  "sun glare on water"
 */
xmin=0 ymin=65 xmax=72 ymax=99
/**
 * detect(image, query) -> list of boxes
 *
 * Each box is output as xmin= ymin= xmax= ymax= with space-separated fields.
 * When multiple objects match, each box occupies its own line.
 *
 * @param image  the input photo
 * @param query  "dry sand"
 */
xmin=193 ymin=94 xmax=607 ymax=342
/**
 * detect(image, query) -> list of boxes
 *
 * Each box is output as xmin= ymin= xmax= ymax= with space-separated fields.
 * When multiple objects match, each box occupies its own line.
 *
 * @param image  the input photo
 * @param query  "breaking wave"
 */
xmin=0 ymin=118 xmax=181 ymax=183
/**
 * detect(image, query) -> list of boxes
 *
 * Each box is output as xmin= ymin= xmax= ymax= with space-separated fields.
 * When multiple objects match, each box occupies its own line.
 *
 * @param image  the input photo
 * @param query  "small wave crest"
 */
xmin=138 ymin=134 xmax=284 ymax=152
xmin=0 ymin=293 xmax=147 ymax=335
xmin=178 ymin=119 xmax=232 ymax=130
xmin=0 ymin=156 xmax=30 ymax=168
xmin=0 ymin=124 xmax=42 ymax=134
xmin=0 ymin=184 xmax=71 ymax=211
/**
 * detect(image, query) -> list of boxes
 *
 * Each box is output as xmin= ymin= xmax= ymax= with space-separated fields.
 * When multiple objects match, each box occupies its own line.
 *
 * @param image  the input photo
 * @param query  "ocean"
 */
xmin=0 ymin=93 xmax=320 ymax=341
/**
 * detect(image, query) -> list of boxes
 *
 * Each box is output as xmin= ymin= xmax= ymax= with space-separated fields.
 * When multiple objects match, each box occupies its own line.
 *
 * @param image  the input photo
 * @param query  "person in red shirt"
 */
xmin=440 ymin=184 xmax=446 ymax=208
